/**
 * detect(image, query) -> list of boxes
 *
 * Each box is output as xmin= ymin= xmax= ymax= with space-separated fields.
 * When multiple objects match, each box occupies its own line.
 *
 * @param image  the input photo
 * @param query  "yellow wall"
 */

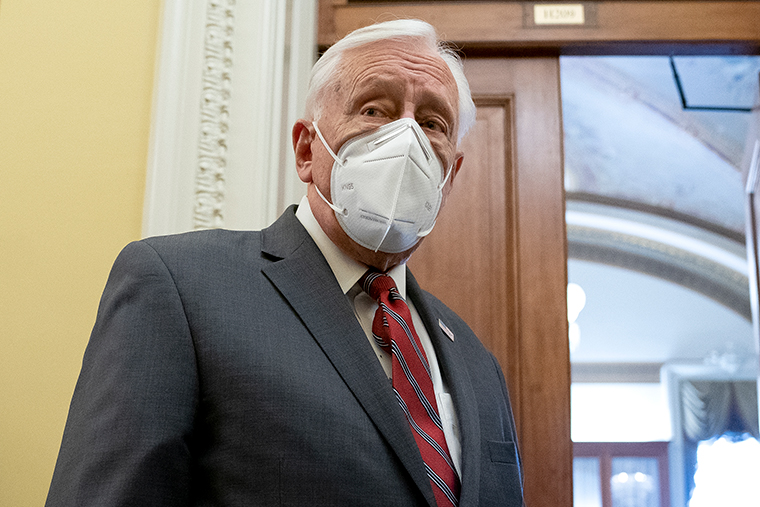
xmin=0 ymin=1 xmax=160 ymax=504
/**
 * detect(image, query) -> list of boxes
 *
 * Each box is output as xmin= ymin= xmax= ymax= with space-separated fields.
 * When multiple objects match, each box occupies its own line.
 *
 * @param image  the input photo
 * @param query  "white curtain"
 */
xmin=681 ymin=380 xmax=759 ymax=442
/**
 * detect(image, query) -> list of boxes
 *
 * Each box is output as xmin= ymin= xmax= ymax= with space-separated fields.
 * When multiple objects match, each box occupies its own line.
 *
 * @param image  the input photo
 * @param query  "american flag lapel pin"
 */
xmin=438 ymin=319 xmax=455 ymax=342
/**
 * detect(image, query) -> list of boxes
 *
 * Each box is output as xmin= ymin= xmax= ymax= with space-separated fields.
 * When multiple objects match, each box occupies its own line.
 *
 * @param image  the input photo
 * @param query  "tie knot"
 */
xmin=359 ymin=271 xmax=397 ymax=301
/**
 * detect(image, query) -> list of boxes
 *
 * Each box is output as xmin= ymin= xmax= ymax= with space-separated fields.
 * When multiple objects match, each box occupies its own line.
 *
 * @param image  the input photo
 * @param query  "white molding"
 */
xmin=223 ymin=0 xmax=314 ymax=231
xmin=143 ymin=0 xmax=207 ymax=237
xmin=280 ymin=1 xmax=318 ymax=212
xmin=566 ymin=209 xmax=748 ymax=275
xmin=143 ymin=0 xmax=315 ymax=237
xmin=193 ymin=0 xmax=236 ymax=230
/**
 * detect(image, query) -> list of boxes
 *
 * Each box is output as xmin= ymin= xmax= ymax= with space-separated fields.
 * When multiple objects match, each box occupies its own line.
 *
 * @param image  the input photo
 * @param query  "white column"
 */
xmin=142 ymin=0 xmax=315 ymax=237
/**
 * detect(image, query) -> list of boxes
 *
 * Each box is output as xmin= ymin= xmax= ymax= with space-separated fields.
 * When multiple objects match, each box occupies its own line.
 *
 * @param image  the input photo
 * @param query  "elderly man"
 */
xmin=46 ymin=19 xmax=523 ymax=507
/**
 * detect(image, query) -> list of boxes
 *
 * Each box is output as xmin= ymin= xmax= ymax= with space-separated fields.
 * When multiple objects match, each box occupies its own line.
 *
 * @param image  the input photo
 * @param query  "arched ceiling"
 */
xmin=561 ymin=56 xmax=760 ymax=378
xmin=562 ymin=56 xmax=760 ymax=237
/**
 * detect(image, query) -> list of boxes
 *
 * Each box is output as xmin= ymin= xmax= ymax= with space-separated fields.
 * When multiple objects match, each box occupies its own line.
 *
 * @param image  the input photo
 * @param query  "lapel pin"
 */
xmin=438 ymin=319 xmax=455 ymax=342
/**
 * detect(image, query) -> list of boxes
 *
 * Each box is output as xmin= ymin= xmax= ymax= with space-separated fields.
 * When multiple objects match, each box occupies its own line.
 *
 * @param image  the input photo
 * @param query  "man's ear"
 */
xmin=292 ymin=119 xmax=314 ymax=183
xmin=448 ymin=152 xmax=464 ymax=187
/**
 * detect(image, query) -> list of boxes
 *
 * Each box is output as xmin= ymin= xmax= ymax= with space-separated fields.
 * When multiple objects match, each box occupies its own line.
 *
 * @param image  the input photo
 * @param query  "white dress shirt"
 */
xmin=295 ymin=196 xmax=462 ymax=476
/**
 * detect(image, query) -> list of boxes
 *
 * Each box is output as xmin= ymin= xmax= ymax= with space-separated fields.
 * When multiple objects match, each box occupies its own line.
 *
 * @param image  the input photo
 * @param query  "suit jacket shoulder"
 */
xmin=47 ymin=207 xmax=524 ymax=507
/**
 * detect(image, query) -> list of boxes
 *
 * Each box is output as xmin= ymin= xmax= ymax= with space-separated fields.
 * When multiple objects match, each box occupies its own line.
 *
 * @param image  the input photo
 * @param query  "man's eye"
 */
xmin=421 ymin=120 xmax=445 ymax=133
xmin=363 ymin=107 xmax=380 ymax=117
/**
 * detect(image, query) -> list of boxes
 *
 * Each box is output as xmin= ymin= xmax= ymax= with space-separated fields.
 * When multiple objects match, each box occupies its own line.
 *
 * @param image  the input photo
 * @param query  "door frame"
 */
xmin=318 ymin=3 xmax=760 ymax=505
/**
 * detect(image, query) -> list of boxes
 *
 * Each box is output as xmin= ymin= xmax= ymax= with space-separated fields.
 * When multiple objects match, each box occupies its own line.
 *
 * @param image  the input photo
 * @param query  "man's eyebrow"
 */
xmin=346 ymin=77 xmax=405 ymax=110
xmin=417 ymin=88 xmax=456 ymax=116
xmin=346 ymin=77 xmax=456 ymax=119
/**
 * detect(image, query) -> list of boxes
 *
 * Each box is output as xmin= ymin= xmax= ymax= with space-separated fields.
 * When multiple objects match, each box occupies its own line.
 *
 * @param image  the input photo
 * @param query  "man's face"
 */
xmin=295 ymin=39 xmax=464 ymax=271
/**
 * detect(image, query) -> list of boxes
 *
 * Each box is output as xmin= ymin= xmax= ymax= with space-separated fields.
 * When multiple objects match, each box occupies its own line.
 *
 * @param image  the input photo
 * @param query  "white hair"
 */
xmin=304 ymin=19 xmax=476 ymax=145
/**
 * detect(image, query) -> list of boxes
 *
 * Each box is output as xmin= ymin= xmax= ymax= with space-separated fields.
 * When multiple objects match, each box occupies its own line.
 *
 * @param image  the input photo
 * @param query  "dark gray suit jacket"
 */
xmin=46 ymin=206 xmax=523 ymax=506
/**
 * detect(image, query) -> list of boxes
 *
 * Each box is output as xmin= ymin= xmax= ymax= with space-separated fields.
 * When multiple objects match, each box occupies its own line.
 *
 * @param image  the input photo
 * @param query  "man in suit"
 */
xmin=46 ymin=19 xmax=524 ymax=506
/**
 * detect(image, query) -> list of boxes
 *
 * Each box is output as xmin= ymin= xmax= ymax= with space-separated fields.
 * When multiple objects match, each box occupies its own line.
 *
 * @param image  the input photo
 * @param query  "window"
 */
xmin=574 ymin=442 xmax=669 ymax=507
xmin=688 ymin=434 xmax=760 ymax=507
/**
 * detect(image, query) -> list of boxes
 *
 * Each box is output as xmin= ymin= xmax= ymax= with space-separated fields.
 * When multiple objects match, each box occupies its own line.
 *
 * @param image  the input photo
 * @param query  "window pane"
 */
xmin=611 ymin=457 xmax=659 ymax=507
xmin=689 ymin=435 xmax=760 ymax=507
xmin=574 ymin=457 xmax=602 ymax=507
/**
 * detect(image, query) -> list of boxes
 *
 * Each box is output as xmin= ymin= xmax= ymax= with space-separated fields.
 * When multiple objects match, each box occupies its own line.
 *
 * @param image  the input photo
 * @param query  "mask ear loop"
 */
xmin=417 ymin=222 xmax=436 ymax=239
xmin=311 ymin=122 xmax=348 ymax=216
xmin=312 ymin=122 xmax=343 ymax=167
xmin=438 ymin=162 xmax=454 ymax=190
xmin=314 ymin=185 xmax=347 ymax=217
xmin=417 ymin=162 xmax=455 ymax=239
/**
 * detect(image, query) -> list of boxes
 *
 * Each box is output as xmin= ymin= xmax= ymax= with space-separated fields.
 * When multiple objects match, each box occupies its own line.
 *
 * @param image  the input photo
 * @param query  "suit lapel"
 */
xmin=260 ymin=209 xmax=437 ymax=507
xmin=407 ymin=272 xmax=483 ymax=507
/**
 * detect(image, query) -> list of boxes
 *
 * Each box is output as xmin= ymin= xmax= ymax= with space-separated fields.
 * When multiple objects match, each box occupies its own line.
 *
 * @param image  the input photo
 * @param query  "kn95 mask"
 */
xmin=312 ymin=118 xmax=452 ymax=254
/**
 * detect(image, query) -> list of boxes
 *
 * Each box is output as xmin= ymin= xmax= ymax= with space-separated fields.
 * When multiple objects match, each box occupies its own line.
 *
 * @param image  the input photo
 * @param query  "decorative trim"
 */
xmin=193 ymin=0 xmax=236 ymax=230
xmin=572 ymin=362 xmax=664 ymax=383
xmin=566 ymin=202 xmax=750 ymax=318
xmin=143 ymin=0 xmax=315 ymax=237
xmin=143 ymin=0 xmax=208 ymax=237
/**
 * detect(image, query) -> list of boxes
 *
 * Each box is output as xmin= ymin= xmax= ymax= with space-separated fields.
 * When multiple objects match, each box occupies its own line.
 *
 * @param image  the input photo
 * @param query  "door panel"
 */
xmin=410 ymin=98 xmax=515 ymax=399
xmin=410 ymin=58 xmax=572 ymax=506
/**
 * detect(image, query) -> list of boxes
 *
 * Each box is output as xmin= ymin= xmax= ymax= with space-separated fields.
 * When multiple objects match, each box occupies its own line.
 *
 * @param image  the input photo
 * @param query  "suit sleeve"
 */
xmin=46 ymin=241 xmax=199 ymax=506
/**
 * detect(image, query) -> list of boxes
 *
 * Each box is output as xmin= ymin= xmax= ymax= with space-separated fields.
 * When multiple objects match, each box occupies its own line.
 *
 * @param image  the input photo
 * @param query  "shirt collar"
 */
xmin=295 ymin=195 xmax=406 ymax=297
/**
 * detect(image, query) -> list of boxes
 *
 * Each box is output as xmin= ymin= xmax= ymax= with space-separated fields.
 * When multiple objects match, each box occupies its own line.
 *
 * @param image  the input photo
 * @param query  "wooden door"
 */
xmin=319 ymin=2 xmax=760 ymax=505
xmin=410 ymin=58 xmax=571 ymax=506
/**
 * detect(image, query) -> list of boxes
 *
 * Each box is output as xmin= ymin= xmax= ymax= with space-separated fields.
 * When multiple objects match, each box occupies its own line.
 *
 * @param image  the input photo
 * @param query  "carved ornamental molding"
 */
xmin=194 ymin=0 xmax=236 ymax=229
xmin=143 ymin=0 xmax=314 ymax=237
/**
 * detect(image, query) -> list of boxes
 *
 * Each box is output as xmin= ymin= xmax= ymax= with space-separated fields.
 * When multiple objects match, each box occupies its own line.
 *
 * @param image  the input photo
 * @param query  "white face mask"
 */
xmin=312 ymin=118 xmax=453 ymax=254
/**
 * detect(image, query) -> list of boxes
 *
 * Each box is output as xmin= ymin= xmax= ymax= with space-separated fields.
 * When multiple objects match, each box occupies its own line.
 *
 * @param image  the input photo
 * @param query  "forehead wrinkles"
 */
xmin=340 ymin=43 xmax=457 ymax=106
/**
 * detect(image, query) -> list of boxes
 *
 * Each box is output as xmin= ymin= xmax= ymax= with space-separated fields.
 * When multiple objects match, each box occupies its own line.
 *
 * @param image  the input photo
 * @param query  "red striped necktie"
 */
xmin=360 ymin=271 xmax=460 ymax=506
